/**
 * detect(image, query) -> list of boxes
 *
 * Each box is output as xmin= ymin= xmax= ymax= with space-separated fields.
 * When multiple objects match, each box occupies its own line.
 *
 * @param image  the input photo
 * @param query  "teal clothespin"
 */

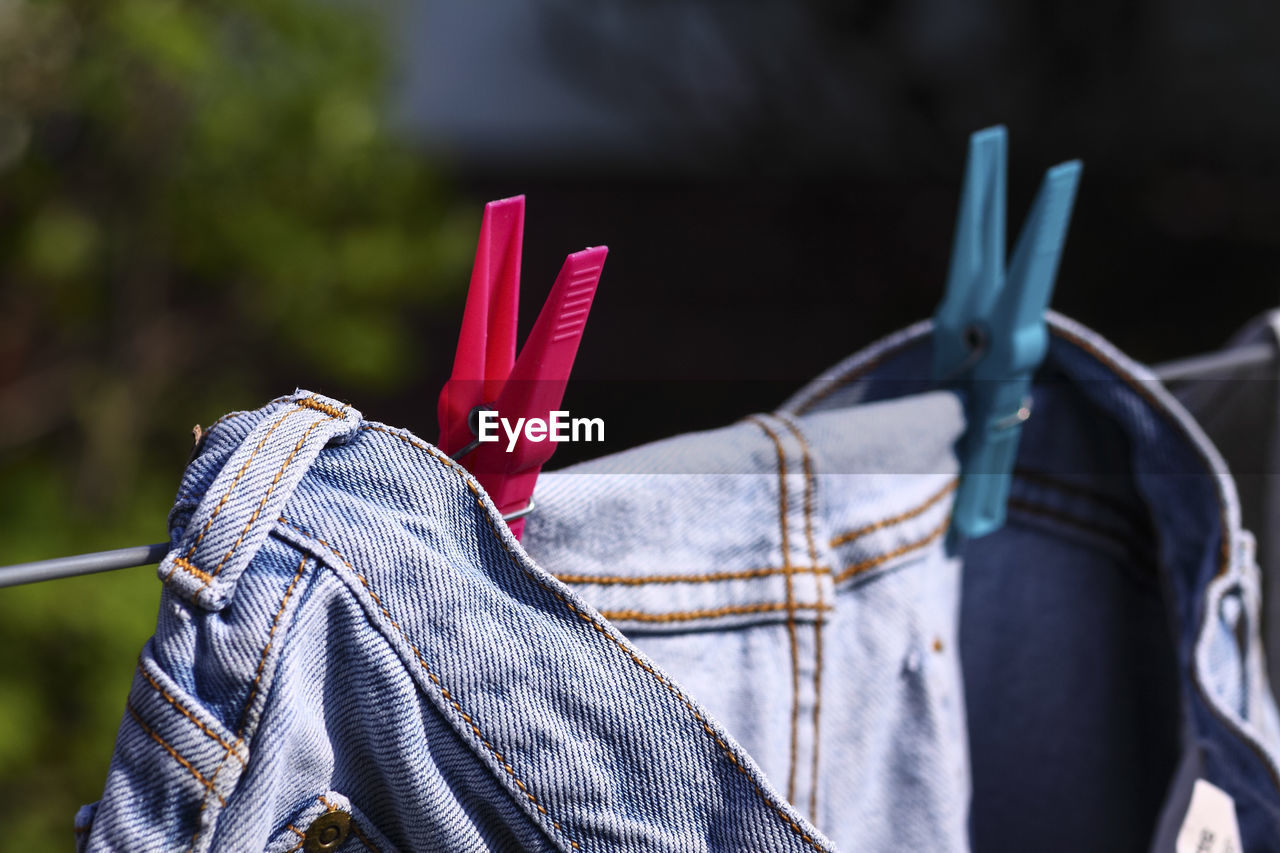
xmin=933 ymin=126 xmax=1083 ymax=538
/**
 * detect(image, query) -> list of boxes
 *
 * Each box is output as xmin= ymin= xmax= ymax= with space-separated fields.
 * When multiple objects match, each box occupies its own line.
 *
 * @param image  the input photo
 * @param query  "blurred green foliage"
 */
xmin=0 ymin=0 xmax=466 ymax=846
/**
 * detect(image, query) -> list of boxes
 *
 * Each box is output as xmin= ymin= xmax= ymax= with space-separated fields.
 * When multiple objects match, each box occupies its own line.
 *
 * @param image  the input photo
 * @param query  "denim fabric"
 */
xmin=79 ymin=313 xmax=1280 ymax=852
xmin=782 ymin=311 xmax=1280 ymax=852
xmin=78 ymin=391 xmax=851 ymax=852
xmin=524 ymin=400 xmax=971 ymax=853
xmin=1173 ymin=309 xmax=1280 ymax=704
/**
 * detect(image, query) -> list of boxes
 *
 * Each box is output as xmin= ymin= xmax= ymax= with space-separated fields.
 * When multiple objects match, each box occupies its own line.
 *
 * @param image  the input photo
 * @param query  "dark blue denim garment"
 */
xmin=780 ymin=312 xmax=1280 ymax=852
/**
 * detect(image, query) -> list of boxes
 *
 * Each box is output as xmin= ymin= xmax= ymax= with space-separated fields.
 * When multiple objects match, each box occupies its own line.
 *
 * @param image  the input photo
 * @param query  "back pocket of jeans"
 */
xmin=82 ymin=650 xmax=249 ymax=850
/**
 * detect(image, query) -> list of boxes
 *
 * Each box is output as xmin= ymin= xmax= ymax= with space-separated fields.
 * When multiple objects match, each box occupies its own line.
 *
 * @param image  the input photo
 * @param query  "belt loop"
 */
xmin=158 ymin=390 xmax=362 ymax=610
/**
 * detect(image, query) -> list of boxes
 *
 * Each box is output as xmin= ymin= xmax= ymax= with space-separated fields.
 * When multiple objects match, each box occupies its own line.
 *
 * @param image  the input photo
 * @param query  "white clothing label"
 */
xmin=1177 ymin=779 xmax=1243 ymax=853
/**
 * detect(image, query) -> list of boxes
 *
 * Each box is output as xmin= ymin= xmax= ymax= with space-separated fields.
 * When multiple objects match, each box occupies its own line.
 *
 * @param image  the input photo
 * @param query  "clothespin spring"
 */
xmin=447 ymin=403 xmax=537 ymax=524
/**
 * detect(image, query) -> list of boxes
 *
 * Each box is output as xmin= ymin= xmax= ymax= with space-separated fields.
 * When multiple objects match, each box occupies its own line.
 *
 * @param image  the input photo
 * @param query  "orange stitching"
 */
xmin=553 ymin=566 xmax=832 ymax=586
xmin=349 ymin=819 xmax=380 ymax=853
xmin=297 ymin=397 xmax=348 ymax=419
xmin=172 ymin=403 xmax=309 ymax=579
xmin=207 ymin=415 xmax=335 ymax=587
xmin=829 ymin=479 xmax=958 ymax=547
xmin=275 ymin=517 xmax=583 ymax=851
xmin=189 ymin=556 xmax=309 ymax=851
xmin=138 ymin=664 xmax=244 ymax=762
xmin=345 ymin=425 xmax=825 ymax=849
xmin=284 ymin=823 xmax=306 ymax=853
xmin=168 ymin=555 xmax=214 ymax=585
xmin=835 ymin=516 xmax=951 ymax=583
xmin=600 ymin=602 xmax=833 ymax=623
xmin=777 ymin=412 xmax=824 ymax=823
xmin=748 ymin=415 xmax=801 ymax=805
xmin=316 ymin=792 xmax=379 ymax=849
xmin=775 ymin=416 xmax=822 ymax=586
xmin=237 ymin=555 xmax=308 ymax=733
xmin=127 ymin=704 xmax=225 ymax=806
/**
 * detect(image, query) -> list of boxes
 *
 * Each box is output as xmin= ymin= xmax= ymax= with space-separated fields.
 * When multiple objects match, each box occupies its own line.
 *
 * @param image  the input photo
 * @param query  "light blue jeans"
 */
xmin=77 ymin=392 xmax=852 ymax=851
xmin=77 ymin=314 xmax=1280 ymax=851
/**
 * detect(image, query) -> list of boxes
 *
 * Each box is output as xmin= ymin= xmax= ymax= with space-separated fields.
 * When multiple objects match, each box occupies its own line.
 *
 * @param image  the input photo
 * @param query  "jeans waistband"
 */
xmin=525 ymin=397 xmax=964 ymax=632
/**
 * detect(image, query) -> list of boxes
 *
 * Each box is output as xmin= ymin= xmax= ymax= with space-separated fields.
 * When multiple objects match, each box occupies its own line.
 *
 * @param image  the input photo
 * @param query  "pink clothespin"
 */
xmin=437 ymin=195 xmax=607 ymax=540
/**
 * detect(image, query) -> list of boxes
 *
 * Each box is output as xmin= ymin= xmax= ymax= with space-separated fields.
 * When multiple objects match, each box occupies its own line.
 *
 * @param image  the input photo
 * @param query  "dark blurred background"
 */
xmin=2 ymin=0 xmax=1279 ymax=846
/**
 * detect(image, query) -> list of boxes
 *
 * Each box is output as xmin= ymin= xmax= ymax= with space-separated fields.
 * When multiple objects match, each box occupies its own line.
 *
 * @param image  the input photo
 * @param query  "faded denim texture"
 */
xmin=78 ymin=313 xmax=1280 ymax=852
xmin=524 ymin=401 xmax=969 ymax=853
xmin=77 ymin=391 xmax=849 ymax=852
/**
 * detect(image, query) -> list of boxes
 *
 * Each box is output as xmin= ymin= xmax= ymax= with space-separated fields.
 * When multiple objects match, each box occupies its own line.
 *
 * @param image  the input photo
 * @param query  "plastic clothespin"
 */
xmin=437 ymin=195 xmax=606 ymax=540
xmin=932 ymin=126 xmax=1082 ymax=538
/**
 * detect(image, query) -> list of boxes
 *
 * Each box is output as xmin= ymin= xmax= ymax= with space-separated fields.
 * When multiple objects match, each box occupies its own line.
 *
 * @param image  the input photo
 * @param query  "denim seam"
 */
xmin=834 ymin=515 xmax=951 ymax=584
xmin=284 ymin=824 xmax=305 ymax=853
xmin=208 ymin=403 xmax=346 ymax=594
xmin=317 ymin=794 xmax=380 ymax=853
xmin=297 ymin=398 xmax=349 ymax=419
xmin=792 ymin=320 xmax=1280 ymax=796
xmin=354 ymin=424 xmax=830 ymax=851
xmin=571 ymin=550 xmax=946 ymax=613
xmin=191 ymin=555 xmax=310 ymax=852
xmin=1047 ymin=324 xmax=1234 ymax=578
xmin=274 ymin=516 xmax=583 ymax=852
xmin=829 ymin=478 xmax=958 ymax=547
xmin=794 ymin=323 xmax=1228 ymax=570
xmin=1194 ymin=584 xmax=1280 ymax=792
xmin=168 ymin=398 xmax=345 ymax=606
xmin=555 ymin=597 xmax=827 ymax=848
xmin=168 ymin=402 xmax=311 ymax=584
xmin=350 ymin=820 xmax=380 ymax=853
xmin=1006 ymin=497 xmax=1140 ymax=559
xmin=170 ymin=555 xmax=214 ymax=585
xmin=207 ymin=416 xmax=336 ymax=584
xmin=173 ymin=396 xmax=295 ymax=505
xmin=1012 ymin=466 xmax=1149 ymax=529
xmin=553 ymin=566 xmax=833 ymax=586
xmin=137 ymin=663 xmax=245 ymax=763
xmin=125 ymin=703 xmax=225 ymax=807
xmin=1044 ymin=325 xmax=1280 ymax=791
xmin=747 ymin=415 xmax=801 ymax=805
xmin=777 ymin=412 xmax=825 ymax=824
xmin=600 ymin=602 xmax=833 ymax=623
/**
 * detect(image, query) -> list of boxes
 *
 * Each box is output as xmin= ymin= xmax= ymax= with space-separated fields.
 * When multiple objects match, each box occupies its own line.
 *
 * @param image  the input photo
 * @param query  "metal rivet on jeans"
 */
xmin=304 ymin=810 xmax=350 ymax=852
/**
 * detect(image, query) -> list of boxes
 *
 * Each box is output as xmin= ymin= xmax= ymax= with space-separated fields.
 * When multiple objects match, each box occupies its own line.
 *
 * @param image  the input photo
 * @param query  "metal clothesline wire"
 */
xmin=1 ymin=341 xmax=1276 ymax=589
